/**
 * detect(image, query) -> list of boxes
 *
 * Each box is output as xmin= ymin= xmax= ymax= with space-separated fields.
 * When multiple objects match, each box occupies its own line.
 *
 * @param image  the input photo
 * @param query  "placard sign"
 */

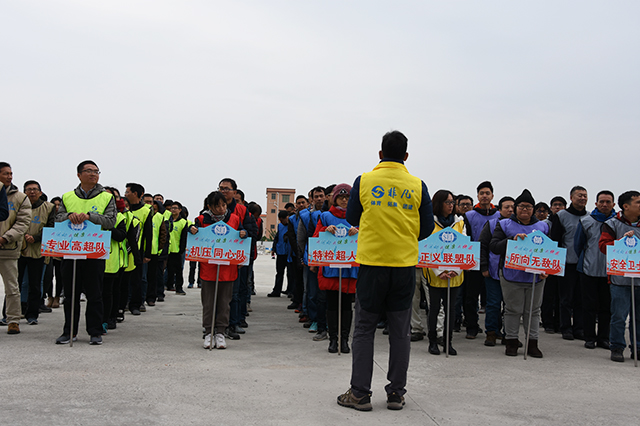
xmin=186 ymin=221 xmax=251 ymax=266
xmin=417 ymin=227 xmax=479 ymax=270
xmin=606 ymin=235 xmax=640 ymax=277
xmin=505 ymin=230 xmax=566 ymax=276
xmin=41 ymin=220 xmax=111 ymax=260
xmin=308 ymin=224 xmax=358 ymax=267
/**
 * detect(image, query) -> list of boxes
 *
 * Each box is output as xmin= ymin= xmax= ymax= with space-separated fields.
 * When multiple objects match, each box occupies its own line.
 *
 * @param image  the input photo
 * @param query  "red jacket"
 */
xmin=195 ymin=212 xmax=241 ymax=282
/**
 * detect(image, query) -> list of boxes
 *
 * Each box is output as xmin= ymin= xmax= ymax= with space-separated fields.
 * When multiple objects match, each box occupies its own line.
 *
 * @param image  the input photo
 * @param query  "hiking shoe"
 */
xmin=214 ymin=333 xmax=227 ymax=349
xmin=466 ymin=329 xmax=478 ymax=339
xmin=240 ymin=320 xmax=249 ymax=328
xmin=337 ymin=389 xmax=372 ymax=411
xmin=27 ymin=318 xmax=38 ymax=325
xmin=225 ymin=327 xmax=240 ymax=340
xmin=139 ymin=305 xmax=146 ymax=313
xmin=55 ymin=334 xmax=77 ymax=344
xmin=7 ymin=323 xmax=20 ymax=334
xmin=90 ymin=335 xmax=103 ymax=345
xmin=313 ymin=330 xmax=328 ymax=341
xmin=176 ymin=290 xmax=186 ymax=295
xmin=203 ymin=333 xmax=212 ymax=349
xmin=309 ymin=322 xmax=318 ymax=333
xmin=387 ymin=392 xmax=405 ymax=410
xmin=611 ymin=348 xmax=625 ymax=362
xmin=484 ymin=331 xmax=497 ymax=346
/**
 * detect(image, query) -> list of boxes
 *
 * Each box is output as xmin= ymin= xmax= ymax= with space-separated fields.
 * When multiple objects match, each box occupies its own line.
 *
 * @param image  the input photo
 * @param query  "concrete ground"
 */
xmin=1 ymin=254 xmax=639 ymax=426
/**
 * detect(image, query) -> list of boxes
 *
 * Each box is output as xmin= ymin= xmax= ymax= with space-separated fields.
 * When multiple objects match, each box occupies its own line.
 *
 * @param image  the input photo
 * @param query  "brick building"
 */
xmin=265 ymin=187 xmax=295 ymax=238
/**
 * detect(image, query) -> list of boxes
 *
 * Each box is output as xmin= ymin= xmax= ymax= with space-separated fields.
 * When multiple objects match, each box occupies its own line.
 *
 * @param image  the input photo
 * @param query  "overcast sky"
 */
xmin=2 ymin=1 xmax=638 ymax=215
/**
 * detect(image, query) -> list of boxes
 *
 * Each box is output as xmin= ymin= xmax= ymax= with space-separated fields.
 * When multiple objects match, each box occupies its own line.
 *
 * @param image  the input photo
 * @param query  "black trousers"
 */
xmin=17 ymin=256 xmax=45 ymax=320
xmin=463 ymin=270 xmax=483 ymax=332
xmin=271 ymin=254 xmax=288 ymax=294
xmin=43 ymin=258 xmax=63 ymax=299
xmin=558 ymin=263 xmax=583 ymax=335
xmin=146 ymin=255 xmax=158 ymax=303
xmin=581 ymin=274 xmax=610 ymax=343
xmin=103 ymin=270 xmax=123 ymax=323
xmin=167 ymin=253 xmax=184 ymax=292
xmin=541 ymin=274 xmax=560 ymax=331
xmin=61 ymin=259 xmax=105 ymax=337
xmin=428 ymin=285 xmax=459 ymax=342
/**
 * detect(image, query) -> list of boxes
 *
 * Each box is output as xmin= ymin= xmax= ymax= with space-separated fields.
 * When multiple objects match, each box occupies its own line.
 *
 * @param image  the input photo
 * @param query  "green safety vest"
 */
xmin=62 ymin=190 xmax=112 ymax=219
xmin=151 ymin=213 xmax=164 ymax=255
xmin=169 ymin=217 xmax=187 ymax=253
xmin=105 ymin=212 xmax=127 ymax=274
xmin=131 ymin=204 xmax=153 ymax=251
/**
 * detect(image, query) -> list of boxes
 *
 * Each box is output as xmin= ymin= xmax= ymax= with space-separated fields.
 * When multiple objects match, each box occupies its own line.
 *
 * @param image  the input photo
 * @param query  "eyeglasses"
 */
xmin=82 ymin=169 xmax=101 ymax=175
xmin=444 ymin=200 xmax=455 ymax=205
xmin=517 ymin=205 xmax=534 ymax=211
xmin=218 ymin=187 xmax=233 ymax=192
xmin=458 ymin=203 xmax=472 ymax=208
xmin=25 ymin=188 xmax=40 ymax=192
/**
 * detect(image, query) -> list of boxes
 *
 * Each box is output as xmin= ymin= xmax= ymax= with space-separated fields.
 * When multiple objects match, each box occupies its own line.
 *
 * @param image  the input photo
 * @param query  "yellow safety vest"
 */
xmin=62 ymin=190 xmax=113 ymax=229
xmin=169 ymin=217 xmax=187 ymax=254
xmin=105 ymin=212 xmax=127 ymax=273
xmin=422 ymin=219 xmax=465 ymax=288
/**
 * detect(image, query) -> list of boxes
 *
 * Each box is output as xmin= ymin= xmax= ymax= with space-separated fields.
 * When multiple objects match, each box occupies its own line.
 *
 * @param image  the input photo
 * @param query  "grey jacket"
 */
xmin=0 ymin=184 xmax=32 ymax=260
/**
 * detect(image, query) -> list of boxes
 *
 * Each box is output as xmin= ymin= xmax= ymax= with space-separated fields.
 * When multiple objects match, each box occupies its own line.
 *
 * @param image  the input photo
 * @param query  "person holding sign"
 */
xmin=598 ymin=190 xmax=640 ymax=362
xmin=337 ymin=131 xmax=433 ymax=412
xmin=194 ymin=191 xmax=246 ymax=350
xmin=311 ymin=184 xmax=358 ymax=354
xmin=490 ymin=189 xmax=549 ymax=358
xmin=423 ymin=190 xmax=466 ymax=356
xmin=55 ymin=160 xmax=116 ymax=345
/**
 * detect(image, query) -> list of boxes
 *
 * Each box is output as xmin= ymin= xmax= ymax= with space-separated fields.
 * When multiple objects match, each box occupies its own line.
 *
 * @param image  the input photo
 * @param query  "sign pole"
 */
xmin=524 ymin=273 xmax=537 ymax=360
xmin=446 ymin=277 xmax=451 ymax=359
xmin=632 ymin=278 xmax=638 ymax=367
xmin=338 ymin=268 xmax=342 ymax=356
xmin=69 ymin=259 xmax=77 ymax=347
xmin=209 ymin=264 xmax=221 ymax=351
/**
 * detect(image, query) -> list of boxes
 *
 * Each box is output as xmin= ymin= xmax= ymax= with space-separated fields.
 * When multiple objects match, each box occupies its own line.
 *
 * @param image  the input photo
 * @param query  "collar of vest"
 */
xmin=372 ymin=160 xmax=409 ymax=172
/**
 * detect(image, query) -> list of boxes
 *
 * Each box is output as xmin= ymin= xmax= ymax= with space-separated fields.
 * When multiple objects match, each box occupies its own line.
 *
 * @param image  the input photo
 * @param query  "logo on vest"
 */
xmin=32 ymin=215 xmax=41 ymax=224
xmin=532 ymin=235 xmax=544 ymax=245
xmin=8 ymin=201 xmax=14 ymax=211
xmin=334 ymin=227 xmax=348 ymax=238
xmin=213 ymin=224 xmax=229 ymax=236
xmin=91 ymin=205 xmax=99 ymax=213
xmin=67 ymin=222 xmax=88 ymax=231
xmin=371 ymin=186 xmax=384 ymax=199
xmin=439 ymin=231 xmax=456 ymax=243
xmin=624 ymin=236 xmax=637 ymax=248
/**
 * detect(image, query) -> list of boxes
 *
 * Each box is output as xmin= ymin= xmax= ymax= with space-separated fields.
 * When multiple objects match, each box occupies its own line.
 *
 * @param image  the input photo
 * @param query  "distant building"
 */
xmin=265 ymin=187 xmax=295 ymax=238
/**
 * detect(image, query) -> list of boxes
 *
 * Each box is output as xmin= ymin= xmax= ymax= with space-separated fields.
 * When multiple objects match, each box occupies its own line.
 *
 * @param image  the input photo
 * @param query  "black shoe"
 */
xmin=584 ymin=341 xmax=596 ymax=349
xmin=39 ymin=304 xmax=52 ymax=313
xmin=176 ymin=290 xmax=186 ymax=295
xmin=437 ymin=336 xmax=445 ymax=346
xmin=611 ymin=348 xmax=625 ymax=362
xmin=573 ymin=330 xmax=585 ymax=340
xmin=90 ymin=335 xmax=103 ymax=345
xmin=225 ymin=327 xmax=240 ymax=340
xmin=107 ymin=320 xmax=117 ymax=330
xmin=267 ymin=292 xmax=281 ymax=297
xmin=428 ymin=341 xmax=440 ymax=355
xmin=240 ymin=320 xmax=248 ymax=328
xmin=410 ymin=332 xmax=424 ymax=342
xmin=157 ymin=296 xmax=165 ymax=302
xmin=55 ymin=334 xmax=77 ymax=345
xmin=544 ymin=328 xmax=555 ymax=334
xmin=597 ymin=340 xmax=610 ymax=350
xmin=116 ymin=310 xmax=125 ymax=322
xmin=340 ymin=338 xmax=350 ymax=354
xmin=376 ymin=321 xmax=386 ymax=329
xmin=139 ymin=305 xmax=146 ymax=312
xmin=287 ymin=302 xmax=297 ymax=310
xmin=328 ymin=337 xmax=338 ymax=353
xmin=630 ymin=348 xmax=638 ymax=360
xmin=387 ymin=392 xmax=405 ymax=410
xmin=562 ymin=332 xmax=574 ymax=341
xmin=466 ymin=329 xmax=478 ymax=339
xmin=446 ymin=345 xmax=457 ymax=356
xmin=453 ymin=323 xmax=461 ymax=333
xmin=130 ymin=309 xmax=141 ymax=316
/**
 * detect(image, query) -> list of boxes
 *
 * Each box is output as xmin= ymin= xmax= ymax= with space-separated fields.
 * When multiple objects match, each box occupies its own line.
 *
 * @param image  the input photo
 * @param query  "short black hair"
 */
xmin=23 ymin=180 xmax=41 ymax=191
xmin=103 ymin=186 xmax=120 ymax=197
xmin=77 ymin=160 xmax=97 ymax=174
xmin=498 ymin=196 xmax=515 ymax=209
xmin=618 ymin=191 xmax=640 ymax=212
xmin=296 ymin=195 xmax=308 ymax=202
xmin=284 ymin=202 xmax=295 ymax=210
xmin=171 ymin=201 xmax=183 ymax=210
xmin=431 ymin=189 xmax=454 ymax=217
xmin=311 ymin=186 xmax=325 ymax=195
xmin=143 ymin=193 xmax=153 ymax=199
xmin=534 ymin=202 xmax=549 ymax=212
xmin=456 ymin=195 xmax=472 ymax=205
xmin=477 ymin=181 xmax=493 ymax=193
xmin=596 ymin=190 xmax=615 ymax=202
xmin=219 ymin=178 xmax=237 ymax=190
xmin=206 ymin=191 xmax=226 ymax=208
xmin=236 ymin=189 xmax=245 ymax=201
xmin=325 ymin=184 xmax=336 ymax=196
xmin=0 ymin=162 xmax=11 ymax=172
xmin=248 ymin=203 xmax=262 ymax=216
xmin=164 ymin=199 xmax=173 ymax=209
xmin=570 ymin=185 xmax=587 ymax=196
xmin=278 ymin=210 xmax=289 ymax=220
xmin=550 ymin=196 xmax=567 ymax=206
xmin=51 ymin=196 xmax=62 ymax=204
xmin=126 ymin=183 xmax=145 ymax=198
xmin=381 ymin=131 xmax=408 ymax=160
xmin=153 ymin=193 xmax=163 ymax=199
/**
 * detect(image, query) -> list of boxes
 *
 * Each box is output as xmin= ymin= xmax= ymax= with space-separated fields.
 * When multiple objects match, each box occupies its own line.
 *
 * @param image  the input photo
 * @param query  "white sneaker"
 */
xmin=203 ymin=333 xmax=212 ymax=349
xmin=214 ymin=333 xmax=227 ymax=349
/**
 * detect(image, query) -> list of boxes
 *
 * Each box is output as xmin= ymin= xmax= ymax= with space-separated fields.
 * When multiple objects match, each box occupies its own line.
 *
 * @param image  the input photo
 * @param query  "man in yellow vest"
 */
xmin=18 ymin=180 xmax=55 ymax=325
xmin=55 ymin=160 xmax=116 ymax=345
xmin=337 ymin=131 xmax=434 ymax=411
xmin=0 ymin=162 xmax=32 ymax=335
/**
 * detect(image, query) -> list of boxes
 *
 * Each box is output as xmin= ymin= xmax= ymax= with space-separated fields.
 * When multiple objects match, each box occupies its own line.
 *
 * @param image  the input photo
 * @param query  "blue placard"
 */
xmin=505 ymin=230 xmax=566 ymax=276
xmin=41 ymin=220 xmax=111 ymax=260
xmin=606 ymin=235 xmax=640 ymax=277
xmin=308 ymin=224 xmax=358 ymax=267
xmin=186 ymin=221 xmax=251 ymax=265
xmin=418 ymin=227 xmax=480 ymax=270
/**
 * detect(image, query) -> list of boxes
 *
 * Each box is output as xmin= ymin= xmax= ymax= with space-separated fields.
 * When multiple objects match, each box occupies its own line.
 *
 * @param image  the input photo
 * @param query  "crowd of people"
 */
xmin=1 ymin=135 xmax=639 ymax=408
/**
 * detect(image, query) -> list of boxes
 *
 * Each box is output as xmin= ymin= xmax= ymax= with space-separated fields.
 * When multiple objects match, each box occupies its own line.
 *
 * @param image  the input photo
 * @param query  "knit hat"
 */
xmin=515 ymin=189 xmax=535 ymax=207
xmin=332 ymin=183 xmax=352 ymax=204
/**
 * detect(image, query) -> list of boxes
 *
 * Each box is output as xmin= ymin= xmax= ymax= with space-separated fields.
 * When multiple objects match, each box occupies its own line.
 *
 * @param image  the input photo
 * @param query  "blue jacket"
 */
xmin=273 ymin=222 xmax=290 ymax=256
xmin=317 ymin=211 xmax=359 ymax=280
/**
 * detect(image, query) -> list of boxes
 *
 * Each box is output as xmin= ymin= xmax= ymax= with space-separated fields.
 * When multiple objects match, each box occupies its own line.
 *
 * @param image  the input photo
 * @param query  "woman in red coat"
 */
xmin=194 ymin=191 xmax=246 ymax=350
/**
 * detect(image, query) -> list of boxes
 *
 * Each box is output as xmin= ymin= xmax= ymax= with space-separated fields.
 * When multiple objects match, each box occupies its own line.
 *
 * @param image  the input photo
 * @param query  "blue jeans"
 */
xmin=484 ymin=276 xmax=503 ymax=334
xmin=609 ymin=284 xmax=640 ymax=350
